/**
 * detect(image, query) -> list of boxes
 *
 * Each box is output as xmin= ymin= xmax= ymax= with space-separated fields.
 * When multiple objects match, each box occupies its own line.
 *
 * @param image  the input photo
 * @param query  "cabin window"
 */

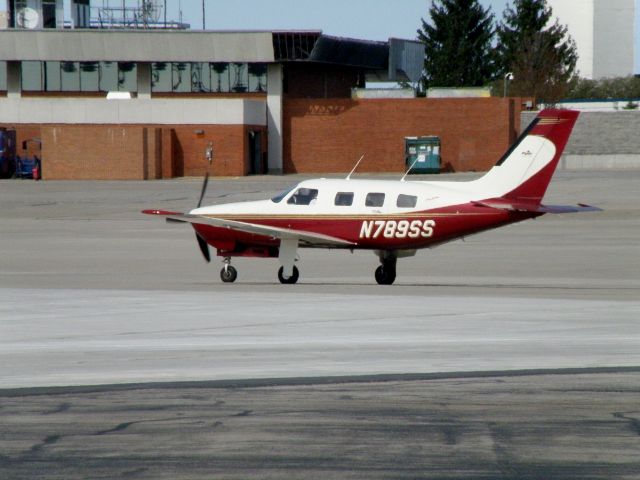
xmin=397 ymin=194 xmax=417 ymax=208
xmin=271 ymin=185 xmax=296 ymax=203
xmin=365 ymin=192 xmax=385 ymax=207
xmin=287 ymin=188 xmax=318 ymax=205
xmin=334 ymin=192 xmax=354 ymax=206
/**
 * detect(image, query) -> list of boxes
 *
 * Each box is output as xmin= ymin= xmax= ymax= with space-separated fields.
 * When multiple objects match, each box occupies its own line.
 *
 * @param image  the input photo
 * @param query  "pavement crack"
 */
xmin=29 ymin=434 xmax=62 ymax=453
xmin=42 ymin=402 xmax=72 ymax=415
xmin=94 ymin=416 xmax=198 ymax=436
xmin=96 ymin=421 xmax=136 ymax=435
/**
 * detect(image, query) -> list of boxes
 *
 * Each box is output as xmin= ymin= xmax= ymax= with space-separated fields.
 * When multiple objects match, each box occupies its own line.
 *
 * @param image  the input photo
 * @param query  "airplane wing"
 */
xmin=142 ymin=210 xmax=356 ymax=247
xmin=472 ymin=199 xmax=602 ymax=213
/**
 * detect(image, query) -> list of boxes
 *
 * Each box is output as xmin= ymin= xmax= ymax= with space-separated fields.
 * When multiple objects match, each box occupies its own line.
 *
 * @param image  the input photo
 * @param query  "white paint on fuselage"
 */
xmin=190 ymin=136 xmax=557 ymax=217
xmin=191 ymin=178 xmax=471 ymax=217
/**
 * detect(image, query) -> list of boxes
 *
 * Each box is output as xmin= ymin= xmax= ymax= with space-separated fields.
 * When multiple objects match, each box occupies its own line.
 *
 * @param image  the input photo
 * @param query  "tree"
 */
xmin=417 ymin=0 xmax=496 ymax=91
xmin=495 ymin=0 xmax=577 ymax=102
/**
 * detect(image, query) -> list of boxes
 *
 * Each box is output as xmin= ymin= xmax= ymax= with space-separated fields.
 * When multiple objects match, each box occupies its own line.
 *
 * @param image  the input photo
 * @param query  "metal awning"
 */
xmin=273 ymin=32 xmax=424 ymax=83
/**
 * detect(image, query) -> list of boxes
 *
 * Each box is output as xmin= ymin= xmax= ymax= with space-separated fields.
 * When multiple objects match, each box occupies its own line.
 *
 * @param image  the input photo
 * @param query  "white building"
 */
xmin=547 ymin=0 xmax=637 ymax=79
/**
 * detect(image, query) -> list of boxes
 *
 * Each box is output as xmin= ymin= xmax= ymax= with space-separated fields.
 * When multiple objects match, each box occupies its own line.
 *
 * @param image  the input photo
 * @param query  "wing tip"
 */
xmin=142 ymin=209 xmax=184 ymax=216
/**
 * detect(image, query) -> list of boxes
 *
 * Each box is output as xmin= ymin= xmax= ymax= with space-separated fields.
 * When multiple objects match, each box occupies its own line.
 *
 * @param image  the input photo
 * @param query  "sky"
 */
xmin=170 ymin=0 xmax=638 ymax=74
xmin=171 ymin=0 xmax=509 ymax=41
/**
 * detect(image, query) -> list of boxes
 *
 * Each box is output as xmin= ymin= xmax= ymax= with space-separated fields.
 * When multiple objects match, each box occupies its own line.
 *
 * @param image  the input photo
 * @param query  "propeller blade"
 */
xmin=195 ymin=232 xmax=211 ymax=263
xmin=197 ymin=172 xmax=209 ymax=208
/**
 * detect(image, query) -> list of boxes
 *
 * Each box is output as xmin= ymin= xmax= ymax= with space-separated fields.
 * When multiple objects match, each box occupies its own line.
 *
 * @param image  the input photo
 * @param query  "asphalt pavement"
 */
xmin=1 ymin=170 xmax=639 ymax=478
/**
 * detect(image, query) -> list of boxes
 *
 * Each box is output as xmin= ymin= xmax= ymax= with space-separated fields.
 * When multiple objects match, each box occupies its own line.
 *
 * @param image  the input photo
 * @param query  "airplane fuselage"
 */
xmin=190 ymin=178 xmax=537 ymax=256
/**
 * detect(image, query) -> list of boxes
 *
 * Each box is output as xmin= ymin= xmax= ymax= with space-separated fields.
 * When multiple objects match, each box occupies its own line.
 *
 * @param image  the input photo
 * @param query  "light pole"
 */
xmin=503 ymin=72 xmax=514 ymax=97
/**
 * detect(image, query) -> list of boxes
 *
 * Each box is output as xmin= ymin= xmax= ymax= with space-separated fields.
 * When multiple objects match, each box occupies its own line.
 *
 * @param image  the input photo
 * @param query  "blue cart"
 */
xmin=14 ymin=156 xmax=40 ymax=179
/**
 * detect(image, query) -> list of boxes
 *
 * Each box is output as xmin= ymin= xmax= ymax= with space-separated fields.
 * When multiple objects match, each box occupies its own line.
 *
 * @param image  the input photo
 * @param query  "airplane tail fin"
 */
xmin=473 ymin=109 xmax=579 ymax=205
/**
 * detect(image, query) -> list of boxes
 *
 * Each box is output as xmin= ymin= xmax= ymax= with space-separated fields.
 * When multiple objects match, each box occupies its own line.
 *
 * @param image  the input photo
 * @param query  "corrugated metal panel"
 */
xmin=308 ymin=35 xmax=388 ymax=69
xmin=0 ymin=30 xmax=275 ymax=62
xmin=388 ymin=38 xmax=424 ymax=83
xmin=272 ymin=31 xmax=321 ymax=61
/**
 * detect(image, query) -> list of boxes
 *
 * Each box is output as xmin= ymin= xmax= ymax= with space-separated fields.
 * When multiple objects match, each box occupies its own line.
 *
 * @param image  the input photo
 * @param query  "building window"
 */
xmin=248 ymin=64 xmax=268 ymax=93
xmin=100 ymin=62 xmax=118 ymax=91
xmin=151 ymin=62 xmax=267 ymax=94
xmin=44 ymin=61 xmax=61 ymax=91
xmin=191 ymin=62 xmax=210 ymax=92
xmin=22 ymin=61 xmax=43 ymax=91
xmin=80 ymin=62 xmax=100 ymax=92
xmin=151 ymin=62 xmax=171 ymax=92
xmin=42 ymin=0 xmax=58 ymax=28
xmin=21 ymin=61 xmax=137 ymax=92
xmin=61 ymin=61 xmax=80 ymax=91
xmin=211 ymin=63 xmax=230 ymax=92
xmin=118 ymin=62 xmax=137 ymax=92
xmin=0 ymin=62 xmax=7 ymax=91
xmin=172 ymin=62 xmax=191 ymax=93
xmin=230 ymin=63 xmax=248 ymax=92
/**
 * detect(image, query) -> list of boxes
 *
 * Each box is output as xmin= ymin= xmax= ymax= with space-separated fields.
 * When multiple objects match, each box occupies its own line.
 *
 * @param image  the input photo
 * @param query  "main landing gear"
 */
xmin=375 ymin=253 xmax=397 ymax=285
xmin=219 ymin=256 xmax=300 ymax=284
xmin=278 ymin=265 xmax=299 ymax=284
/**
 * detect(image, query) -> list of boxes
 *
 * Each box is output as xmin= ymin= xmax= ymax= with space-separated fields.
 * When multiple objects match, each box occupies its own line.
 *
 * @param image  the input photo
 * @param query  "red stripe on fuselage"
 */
xmin=192 ymin=202 xmax=540 ymax=253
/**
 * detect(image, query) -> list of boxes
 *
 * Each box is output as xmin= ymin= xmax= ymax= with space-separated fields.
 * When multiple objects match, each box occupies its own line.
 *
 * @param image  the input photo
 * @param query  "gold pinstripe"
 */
xmin=200 ymin=211 xmax=501 ymax=221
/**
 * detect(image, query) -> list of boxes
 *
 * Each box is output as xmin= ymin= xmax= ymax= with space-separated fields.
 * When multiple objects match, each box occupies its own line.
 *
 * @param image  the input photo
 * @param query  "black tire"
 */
xmin=278 ymin=265 xmax=299 ymax=284
xmin=220 ymin=265 xmax=238 ymax=283
xmin=375 ymin=265 xmax=396 ymax=285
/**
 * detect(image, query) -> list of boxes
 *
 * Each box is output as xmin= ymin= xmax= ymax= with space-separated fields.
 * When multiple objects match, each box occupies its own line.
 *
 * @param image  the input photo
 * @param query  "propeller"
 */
xmin=195 ymin=230 xmax=211 ymax=262
xmin=194 ymin=143 xmax=214 ymax=263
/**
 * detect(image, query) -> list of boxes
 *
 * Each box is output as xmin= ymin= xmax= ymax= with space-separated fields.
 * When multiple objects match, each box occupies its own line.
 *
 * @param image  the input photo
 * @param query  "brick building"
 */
xmin=0 ymin=28 xmax=526 ymax=180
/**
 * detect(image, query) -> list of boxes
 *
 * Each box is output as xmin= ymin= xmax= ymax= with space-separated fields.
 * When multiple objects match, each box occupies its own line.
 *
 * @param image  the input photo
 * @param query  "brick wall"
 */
xmin=283 ymin=63 xmax=363 ymax=98
xmin=172 ymin=125 xmax=265 ymax=178
xmin=283 ymin=97 xmax=524 ymax=173
xmin=0 ymin=123 xmax=265 ymax=179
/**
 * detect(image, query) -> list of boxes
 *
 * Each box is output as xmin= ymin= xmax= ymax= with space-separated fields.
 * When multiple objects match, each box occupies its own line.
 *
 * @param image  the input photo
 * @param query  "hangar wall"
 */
xmin=8 ymin=123 xmax=266 ymax=180
xmin=284 ymin=97 xmax=525 ymax=174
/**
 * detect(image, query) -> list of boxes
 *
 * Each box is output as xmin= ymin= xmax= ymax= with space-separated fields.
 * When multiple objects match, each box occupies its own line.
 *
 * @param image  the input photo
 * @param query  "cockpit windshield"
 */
xmin=270 ymin=184 xmax=297 ymax=203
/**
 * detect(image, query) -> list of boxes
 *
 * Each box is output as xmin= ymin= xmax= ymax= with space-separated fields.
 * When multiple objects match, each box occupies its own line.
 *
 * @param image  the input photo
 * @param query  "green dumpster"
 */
xmin=405 ymin=136 xmax=440 ymax=174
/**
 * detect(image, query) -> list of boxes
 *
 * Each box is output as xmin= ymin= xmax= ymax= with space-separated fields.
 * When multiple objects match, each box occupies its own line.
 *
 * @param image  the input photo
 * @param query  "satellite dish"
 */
xmin=17 ymin=7 xmax=40 ymax=29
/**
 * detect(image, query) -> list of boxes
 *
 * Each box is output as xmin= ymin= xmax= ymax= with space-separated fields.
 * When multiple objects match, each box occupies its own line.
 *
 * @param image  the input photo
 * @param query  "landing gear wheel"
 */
xmin=278 ymin=265 xmax=299 ymax=284
xmin=220 ymin=265 xmax=238 ymax=283
xmin=375 ymin=265 xmax=396 ymax=285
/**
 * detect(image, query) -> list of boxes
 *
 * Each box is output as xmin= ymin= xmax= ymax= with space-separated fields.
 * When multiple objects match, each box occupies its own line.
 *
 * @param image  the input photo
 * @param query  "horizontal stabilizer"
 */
xmin=473 ymin=199 xmax=601 ymax=214
xmin=537 ymin=203 xmax=603 ymax=214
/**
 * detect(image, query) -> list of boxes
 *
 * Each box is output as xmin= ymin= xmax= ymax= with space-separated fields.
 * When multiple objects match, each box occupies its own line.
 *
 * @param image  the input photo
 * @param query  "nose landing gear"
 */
xmin=220 ymin=257 xmax=238 ymax=283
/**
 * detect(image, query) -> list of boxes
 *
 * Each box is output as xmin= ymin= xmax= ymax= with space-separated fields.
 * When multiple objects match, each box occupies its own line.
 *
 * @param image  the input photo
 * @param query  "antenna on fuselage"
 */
xmin=400 ymin=156 xmax=421 ymax=182
xmin=345 ymin=154 xmax=365 ymax=180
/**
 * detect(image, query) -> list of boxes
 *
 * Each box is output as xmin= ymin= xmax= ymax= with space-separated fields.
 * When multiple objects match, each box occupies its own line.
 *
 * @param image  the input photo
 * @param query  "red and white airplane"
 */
xmin=144 ymin=109 xmax=598 ymax=285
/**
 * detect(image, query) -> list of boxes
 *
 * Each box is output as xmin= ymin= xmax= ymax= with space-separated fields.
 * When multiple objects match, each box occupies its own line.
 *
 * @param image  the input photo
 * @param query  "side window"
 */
xmin=287 ymin=188 xmax=318 ymax=205
xmin=334 ymin=192 xmax=354 ymax=206
xmin=365 ymin=192 xmax=385 ymax=207
xmin=397 ymin=194 xmax=417 ymax=208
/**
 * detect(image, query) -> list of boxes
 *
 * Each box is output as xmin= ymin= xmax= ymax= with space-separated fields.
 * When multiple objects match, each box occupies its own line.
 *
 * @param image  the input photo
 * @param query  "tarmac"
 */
xmin=1 ymin=170 xmax=639 ymax=478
